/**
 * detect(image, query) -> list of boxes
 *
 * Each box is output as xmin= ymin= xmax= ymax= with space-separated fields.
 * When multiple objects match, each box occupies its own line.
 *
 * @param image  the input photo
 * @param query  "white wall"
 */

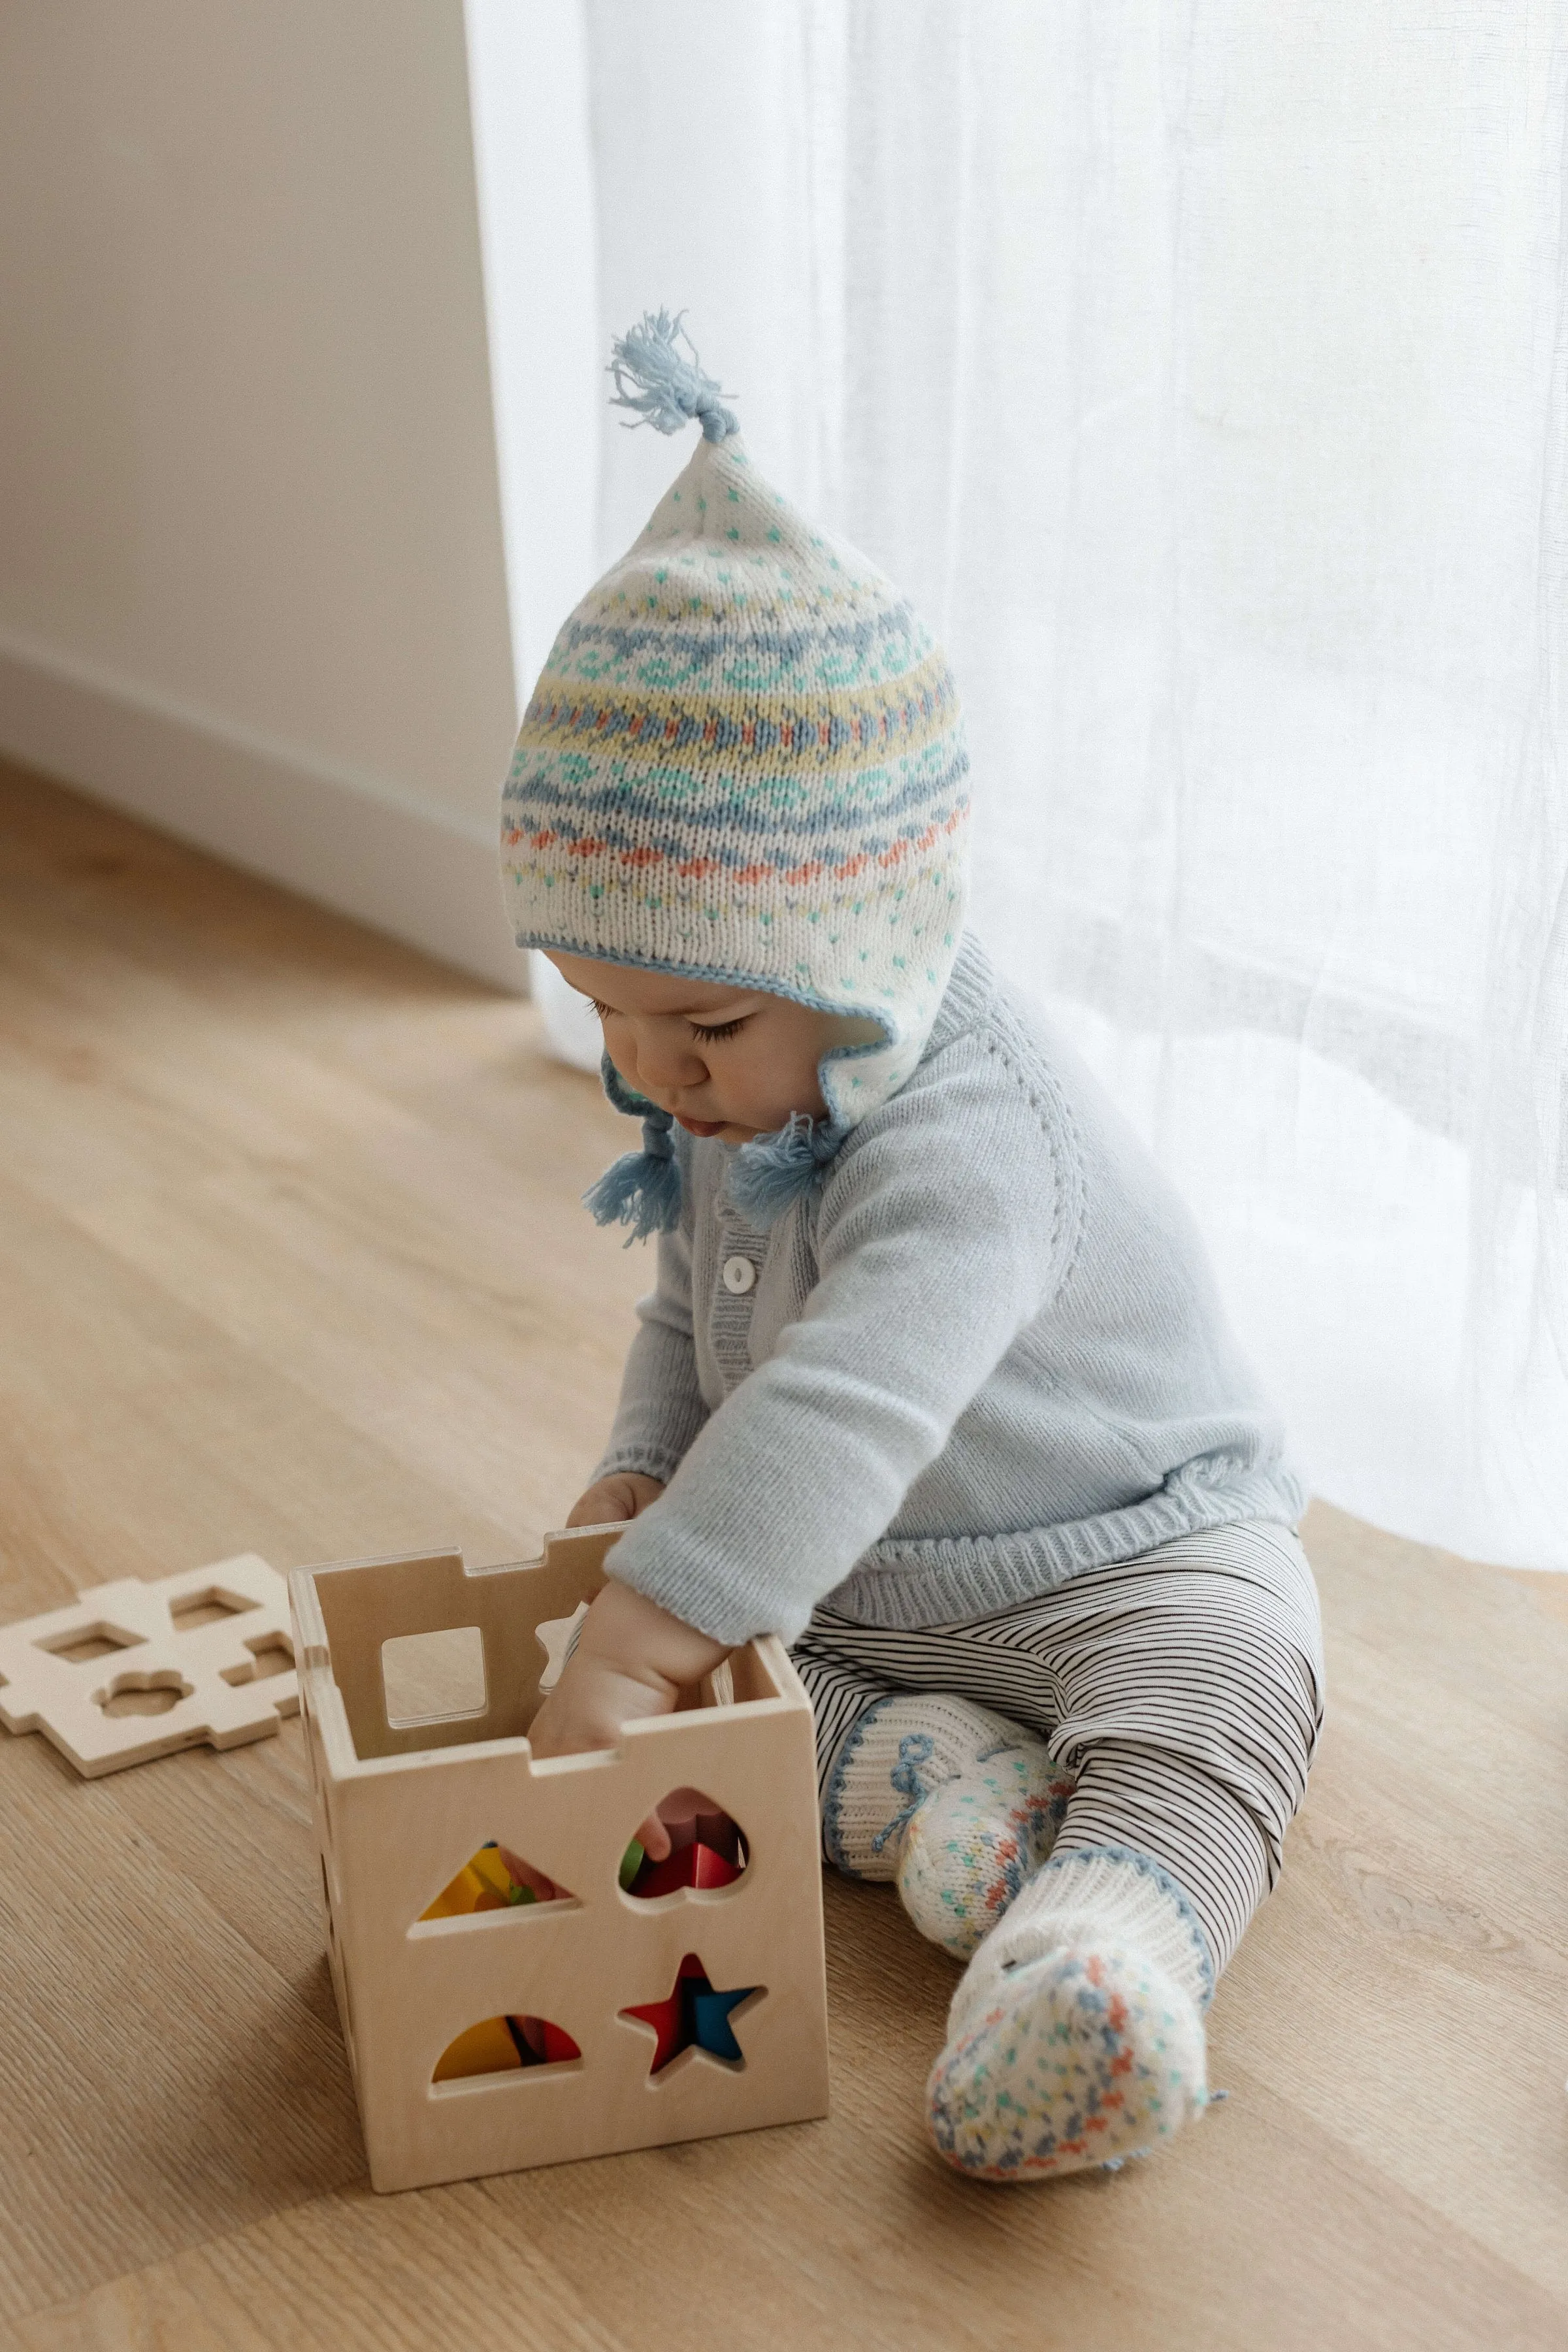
xmin=0 ymin=0 xmax=529 ymax=987
xmin=465 ymin=0 xmax=600 ymax=710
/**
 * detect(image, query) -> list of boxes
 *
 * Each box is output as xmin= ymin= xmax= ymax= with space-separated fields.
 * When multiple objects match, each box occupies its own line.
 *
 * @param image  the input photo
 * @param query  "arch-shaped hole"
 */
xmin=433 ymin=2015 xmax=581 ymax=2083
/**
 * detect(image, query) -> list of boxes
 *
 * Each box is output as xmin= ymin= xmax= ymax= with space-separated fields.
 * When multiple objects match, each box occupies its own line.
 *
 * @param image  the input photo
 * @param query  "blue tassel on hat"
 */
xmin=584 ymin=1058 xmax=683 ymax=1243
xmin=608 ymin=310 xmax=740 ymax=443
xmin=585 ymin=1058 xmax=847 ymax=1243
xmin=727 ymin=1113 xmax=848 ymax=1228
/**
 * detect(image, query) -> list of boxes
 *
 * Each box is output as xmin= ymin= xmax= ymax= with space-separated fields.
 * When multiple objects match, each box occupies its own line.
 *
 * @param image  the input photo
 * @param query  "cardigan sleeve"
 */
xmin=593 ymin=1215 xmax=712 ymax=1486
xmin=599 ymin=1047 xmax=1077 ymax=1642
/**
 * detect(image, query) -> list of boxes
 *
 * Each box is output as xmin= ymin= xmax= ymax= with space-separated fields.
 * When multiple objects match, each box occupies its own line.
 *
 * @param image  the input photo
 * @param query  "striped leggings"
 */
xmin=791 ymin=1520 xmax=1324 ymax=1978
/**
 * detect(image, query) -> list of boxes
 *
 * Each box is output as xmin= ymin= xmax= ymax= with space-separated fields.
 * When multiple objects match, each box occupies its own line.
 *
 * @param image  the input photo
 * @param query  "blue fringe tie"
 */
xmin=727 ymin=1112 xmax=848 ymax=1228
xmin=583 ymin=1058 xmax=683 ymax=1244
xmin=608 ymin=310 xmax=740 ymax=443
xmin=585 ymin=1067 xmax=845 ymax=1242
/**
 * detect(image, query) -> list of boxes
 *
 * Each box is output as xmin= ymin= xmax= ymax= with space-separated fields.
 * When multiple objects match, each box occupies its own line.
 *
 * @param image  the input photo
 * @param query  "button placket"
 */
xmin=710 ymin=1222 xmax=767 ymax=1391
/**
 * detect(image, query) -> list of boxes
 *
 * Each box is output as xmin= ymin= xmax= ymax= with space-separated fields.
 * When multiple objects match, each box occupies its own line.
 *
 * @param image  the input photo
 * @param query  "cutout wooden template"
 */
xmin=0 ymin=1555 xmax=298 ymax=1777
xmin=291 ymin=1527 xmax=831 ymax=2192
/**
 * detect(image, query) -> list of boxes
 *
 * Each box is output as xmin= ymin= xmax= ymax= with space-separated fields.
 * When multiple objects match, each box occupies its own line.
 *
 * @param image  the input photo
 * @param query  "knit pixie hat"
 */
xmin=500 ymin=312 xmax=971 ymax=1233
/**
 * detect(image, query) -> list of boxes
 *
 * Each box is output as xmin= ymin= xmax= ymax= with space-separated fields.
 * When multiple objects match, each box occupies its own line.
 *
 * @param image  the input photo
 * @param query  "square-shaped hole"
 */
xmin=380 ymin=1626 xmax=487 ymax=1729
xmin=37 ymin=1624 xmax=142 ymax=1666
xmin=171 ymin=1589 xmax=259 ymax=1632
xmin=220 ymin=1634 xmax=295 ymax=1688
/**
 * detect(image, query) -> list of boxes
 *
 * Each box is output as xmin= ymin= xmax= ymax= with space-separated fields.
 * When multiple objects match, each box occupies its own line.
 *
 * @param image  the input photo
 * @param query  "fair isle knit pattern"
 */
xmin=897 ymin=1747 xmax=1079 ymax=1959
xmin=499 ymin=334 xmax=971 ymax=1128
xmin=819 ymin=1692 xmax=1051 ymax=1882
xmin=927 ymin=1848 xmax=1212 ymax=2180
xmin=926 ymin=1942 xmax=1208 ymax=2181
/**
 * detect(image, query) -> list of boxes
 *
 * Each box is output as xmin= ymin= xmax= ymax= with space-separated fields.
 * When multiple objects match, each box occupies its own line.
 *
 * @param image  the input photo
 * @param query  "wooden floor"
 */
xmin=1 ymin=759 xmax=1565 ymax=2352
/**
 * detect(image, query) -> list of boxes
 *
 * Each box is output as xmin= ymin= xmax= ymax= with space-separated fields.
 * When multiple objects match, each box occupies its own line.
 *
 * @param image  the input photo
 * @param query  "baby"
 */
xmin=503 ymin=315 xmax=1322 ymax=2182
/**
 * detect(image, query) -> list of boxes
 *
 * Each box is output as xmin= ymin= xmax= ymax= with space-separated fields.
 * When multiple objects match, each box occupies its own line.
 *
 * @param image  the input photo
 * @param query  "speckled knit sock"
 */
xmin=926 ymin=1846 xmax=1214 ymax=2181
xmin=822 ymin=1693 xmax=1045 ymax=1882
xmin=896 ymin=1746 xmax=1079 ymax=1957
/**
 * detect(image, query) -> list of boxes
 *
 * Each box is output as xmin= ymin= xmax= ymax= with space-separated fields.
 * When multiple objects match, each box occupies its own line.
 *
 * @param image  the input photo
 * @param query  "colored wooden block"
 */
xmin=433 ymin=2016 xmax=521 ymax=2082
xmin=621 ymin=1954 xmax=708 ymax=2074
xmin=634 ymin=1840 xmax=744 ymax=1899
xmin=512 ymin=2016 xmax=581 ymax=2066
xmin=690 ymin=1983 xmax=756 ymax=2063
xmin=420 ymin=1861 xmax=490 ymax=1921
xmin=291 ymin=1528 xmax=830 ymax=2191
xmin=653 ymin=1787 xmax=740 ymax=1862
xmin=0 ymin=1556 xmax=297 ymax=1778
xmin=420 ymin=1844 xmax=550 ymax=1921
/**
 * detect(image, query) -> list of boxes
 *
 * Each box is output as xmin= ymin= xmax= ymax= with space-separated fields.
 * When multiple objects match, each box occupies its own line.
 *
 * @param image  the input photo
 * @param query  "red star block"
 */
xmin=619 ymin=1952 xmax=762 ymax=2076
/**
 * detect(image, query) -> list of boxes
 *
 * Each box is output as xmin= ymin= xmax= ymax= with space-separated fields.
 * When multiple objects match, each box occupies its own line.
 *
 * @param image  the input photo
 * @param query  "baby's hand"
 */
xmin=565 ymin=1473 xmax=665 ymax=1527
xmin=525 ymin=1576 xmax=729 ymax=1862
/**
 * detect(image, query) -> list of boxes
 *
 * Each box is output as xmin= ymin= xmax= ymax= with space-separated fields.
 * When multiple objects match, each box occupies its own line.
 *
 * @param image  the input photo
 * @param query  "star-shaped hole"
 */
xmin=619 ymin=1952 xmax=763 ymax=2078
xmin=532 ymin=1603 xmax=588 ymax=1695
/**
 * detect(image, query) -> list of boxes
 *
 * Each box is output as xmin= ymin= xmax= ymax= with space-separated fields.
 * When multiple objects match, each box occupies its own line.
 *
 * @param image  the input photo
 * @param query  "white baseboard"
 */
xmin=0 ymin=627 xmax=529 ymax=995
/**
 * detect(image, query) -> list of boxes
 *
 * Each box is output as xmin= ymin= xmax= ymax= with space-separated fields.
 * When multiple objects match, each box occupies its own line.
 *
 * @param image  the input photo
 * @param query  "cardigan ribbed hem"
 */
xmin=595 ymin=1445 xmax=687 ymax=1486
xmin=821 ymin=1465 xmax=1305 ymax=1631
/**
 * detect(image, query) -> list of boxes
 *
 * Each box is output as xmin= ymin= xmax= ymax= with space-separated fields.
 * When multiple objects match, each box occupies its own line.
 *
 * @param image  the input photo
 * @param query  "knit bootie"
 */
xmin=926 ymin=1847 xmax=1213 ymax=2182
xmin=896 ymin=1744 xmax=1079 ymax=1958
xmin=824 ymin=1693 xmax=1054 ymax=1884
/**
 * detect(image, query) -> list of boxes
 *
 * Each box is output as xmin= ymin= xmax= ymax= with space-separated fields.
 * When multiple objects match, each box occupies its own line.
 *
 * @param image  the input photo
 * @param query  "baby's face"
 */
xmin=547 ymin=953 xmax=879 ymax=1143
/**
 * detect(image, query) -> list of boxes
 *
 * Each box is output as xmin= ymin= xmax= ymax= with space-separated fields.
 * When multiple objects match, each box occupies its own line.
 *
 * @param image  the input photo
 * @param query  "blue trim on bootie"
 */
xmin=1017 ymin=1842 xmax=1218 ymax=2007
xmin=821 ymin=1696 xmax=898 ymax=1878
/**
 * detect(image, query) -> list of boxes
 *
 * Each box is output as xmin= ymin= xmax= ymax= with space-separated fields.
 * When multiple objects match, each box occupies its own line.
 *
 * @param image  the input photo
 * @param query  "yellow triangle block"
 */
xmin=420 ymin=1860 xmax=490 ymax=1921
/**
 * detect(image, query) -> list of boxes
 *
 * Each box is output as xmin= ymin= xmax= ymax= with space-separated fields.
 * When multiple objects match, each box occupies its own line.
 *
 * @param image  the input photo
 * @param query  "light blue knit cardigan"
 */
xmin=593 ymin=934 xmax=1303 ymax=1646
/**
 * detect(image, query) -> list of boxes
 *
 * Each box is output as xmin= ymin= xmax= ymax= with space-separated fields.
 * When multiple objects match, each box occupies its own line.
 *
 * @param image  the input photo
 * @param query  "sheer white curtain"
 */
xmin=569 ymin=0 xmax=1568 ymax=1569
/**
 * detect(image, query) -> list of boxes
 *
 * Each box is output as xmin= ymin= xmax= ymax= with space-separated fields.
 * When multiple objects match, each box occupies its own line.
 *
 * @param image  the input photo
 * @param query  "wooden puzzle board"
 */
xmin=0 ymin=1554 xmax=298 ymax=1777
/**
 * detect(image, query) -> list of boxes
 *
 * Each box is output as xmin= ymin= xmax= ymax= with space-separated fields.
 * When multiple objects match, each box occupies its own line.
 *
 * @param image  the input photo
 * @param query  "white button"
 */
xmin=722 ymin=1254 xmax=757 ymax=1296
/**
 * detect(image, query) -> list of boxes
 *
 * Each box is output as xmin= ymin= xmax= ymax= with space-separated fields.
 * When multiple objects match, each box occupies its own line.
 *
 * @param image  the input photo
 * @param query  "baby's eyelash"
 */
xmin=587 ymin=998 xmax=612 ymax=1019
xmin=690 ymin=1017 xmax=747 ymax=1042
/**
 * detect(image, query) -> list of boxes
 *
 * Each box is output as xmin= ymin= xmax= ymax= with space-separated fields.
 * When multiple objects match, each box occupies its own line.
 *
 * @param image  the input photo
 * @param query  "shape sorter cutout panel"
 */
xmin=0 ymin=1554 xmax=298 ymax=1778
xmin=291 ymin=1527 xmax=830 ymax=2193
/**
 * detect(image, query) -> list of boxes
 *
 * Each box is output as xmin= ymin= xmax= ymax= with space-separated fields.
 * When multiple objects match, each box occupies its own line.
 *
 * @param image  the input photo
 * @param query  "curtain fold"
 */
xmin=576 ymin=0 xmax=1568 ymax=1567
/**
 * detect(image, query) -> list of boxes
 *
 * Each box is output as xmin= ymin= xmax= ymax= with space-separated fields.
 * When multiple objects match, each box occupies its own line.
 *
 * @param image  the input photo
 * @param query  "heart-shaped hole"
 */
xmin=620 ymin=1788 xmax=747 ymax=1901
xmin=418 ymin=1840 xmax=574 ymax=1921
xmin=433 ymin=2014 xmax=581 ymax=2082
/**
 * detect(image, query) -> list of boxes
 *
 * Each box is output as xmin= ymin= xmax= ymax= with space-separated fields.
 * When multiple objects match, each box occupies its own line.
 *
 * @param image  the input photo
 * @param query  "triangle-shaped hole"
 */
xmin=418 ymin=1840 xmax=574 ymax=1921
xmin=433 ymin=2014 xmax=581 ymax=2082
xmin=620 ymin=1789 xmax=747 ymax=1901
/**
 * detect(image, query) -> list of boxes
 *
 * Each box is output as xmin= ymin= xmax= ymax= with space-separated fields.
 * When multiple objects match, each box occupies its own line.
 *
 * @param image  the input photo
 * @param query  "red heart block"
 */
xmin=634 ymin=1840 xmax=744 ymax=1899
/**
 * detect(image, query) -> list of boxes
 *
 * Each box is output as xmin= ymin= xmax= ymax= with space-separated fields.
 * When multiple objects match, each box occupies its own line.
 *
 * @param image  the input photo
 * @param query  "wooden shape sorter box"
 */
xmin=290 ymin=1529 xmax=831 ymax=2193
xmin=0 ymin=1555 xmax=298 ymax=1776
